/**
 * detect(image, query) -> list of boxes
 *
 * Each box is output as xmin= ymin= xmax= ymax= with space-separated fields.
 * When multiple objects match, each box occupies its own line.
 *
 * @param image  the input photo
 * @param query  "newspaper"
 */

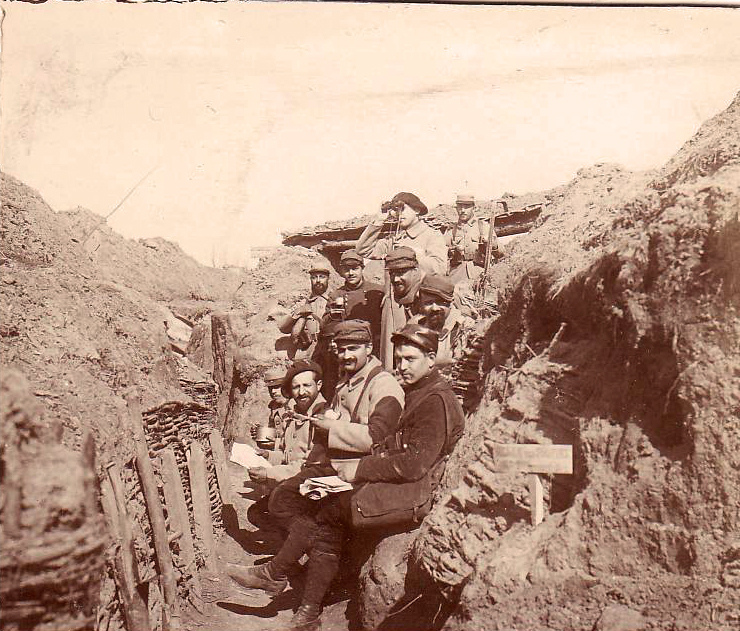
xmin=299 ymin=476 xmax=353 ymax=501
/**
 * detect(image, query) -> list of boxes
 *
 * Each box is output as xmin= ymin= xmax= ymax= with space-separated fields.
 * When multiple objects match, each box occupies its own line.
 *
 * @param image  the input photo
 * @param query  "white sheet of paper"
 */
xmin=229 ymin=442 xmax=271 ymax=469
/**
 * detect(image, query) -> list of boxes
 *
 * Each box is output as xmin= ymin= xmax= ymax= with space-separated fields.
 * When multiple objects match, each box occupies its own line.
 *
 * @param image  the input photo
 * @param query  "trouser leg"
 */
xmin=268 ymin=464 xmax=335 ymax=532
xmin=267 ymin=514 xmax=319 ymax=580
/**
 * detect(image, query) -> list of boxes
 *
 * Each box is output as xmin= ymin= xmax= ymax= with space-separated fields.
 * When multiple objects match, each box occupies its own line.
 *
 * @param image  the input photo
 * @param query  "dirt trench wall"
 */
xmin=401 ymin=100 xmax=740 ymax=630
xmin=0 ymin=370 xmax=107 ymax=631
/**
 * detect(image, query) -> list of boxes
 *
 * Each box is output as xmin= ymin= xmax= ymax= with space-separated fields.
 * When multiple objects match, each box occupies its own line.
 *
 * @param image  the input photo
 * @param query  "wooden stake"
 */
xmin=105 ymin=463 xmax=151 ymax=631
xmin=529 ymin=474 xmax=544 ymax=527
xmin=125 ymin=391 xmax=181 ymax=631
xmin=188 ymin=442 xmax=216 ymax=571
xmin=208 ymin=429 xmax=234 ymax=507
xmin=159 ymin=449 xmax=196 ymax=573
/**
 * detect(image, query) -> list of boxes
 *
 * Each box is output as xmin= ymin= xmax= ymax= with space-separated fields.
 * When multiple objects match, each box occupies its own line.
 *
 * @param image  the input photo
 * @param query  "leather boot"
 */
xmin=226 ymin=562 xmax=288 ymax=599
xmin=287 ymin=604 xmax=321 ymax=631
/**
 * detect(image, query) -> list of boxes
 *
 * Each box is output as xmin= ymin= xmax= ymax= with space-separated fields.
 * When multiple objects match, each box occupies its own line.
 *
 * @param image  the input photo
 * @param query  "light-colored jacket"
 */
xmin=356 ymin=218 xmax=447 ymax=276
xmin=266 ymin=394 xmax=326 ymax=482
xmin=327 ymin=355 xmax=404 ymax=456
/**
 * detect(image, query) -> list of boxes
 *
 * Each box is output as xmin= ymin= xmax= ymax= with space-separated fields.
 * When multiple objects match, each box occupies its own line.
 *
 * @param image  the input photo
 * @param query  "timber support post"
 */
xmin=125 ymin=390 xmax=182 ymax=631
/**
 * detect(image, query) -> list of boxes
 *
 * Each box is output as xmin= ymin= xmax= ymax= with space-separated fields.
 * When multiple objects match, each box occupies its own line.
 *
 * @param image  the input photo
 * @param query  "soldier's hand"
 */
xmin=311 ymin=408 xmax=341 ymax=431
xmin=335 ymin=460 xmax=359 ymax=483
xmin=254 ymin=449 xmax=272 ymax=459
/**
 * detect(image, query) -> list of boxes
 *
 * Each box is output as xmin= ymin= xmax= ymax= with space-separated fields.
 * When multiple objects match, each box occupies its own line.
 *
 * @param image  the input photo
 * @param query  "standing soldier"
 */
xmin=446 ymin=194 xmax=499 ymax=284
xmin=411 ymin=274 xmax=473 ymax=370
xmin=379 ymin=247 xmax=424 ymax=371
xmin=356 ymin=192 xmax=447 ymax=276
xmin=276 ymin=260 xmax=331 ymax=358
xmin=328 ymin=249 xmax=384 ymax=353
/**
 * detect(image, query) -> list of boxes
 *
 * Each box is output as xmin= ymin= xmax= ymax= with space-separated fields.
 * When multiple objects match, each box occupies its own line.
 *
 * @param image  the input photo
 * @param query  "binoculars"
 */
xmin=381 ymin=200 xmax=404 ymax=214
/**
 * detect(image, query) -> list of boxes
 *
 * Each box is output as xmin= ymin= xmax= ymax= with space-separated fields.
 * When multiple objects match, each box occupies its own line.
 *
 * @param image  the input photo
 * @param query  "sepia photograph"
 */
xmin=1 ymin=2 xmax=739 ymax=631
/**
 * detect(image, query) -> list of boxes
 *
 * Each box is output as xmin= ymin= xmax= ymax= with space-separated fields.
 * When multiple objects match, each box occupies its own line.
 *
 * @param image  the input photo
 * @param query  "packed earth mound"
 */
xmin=366 ymin=92 xmax=740 ymax=631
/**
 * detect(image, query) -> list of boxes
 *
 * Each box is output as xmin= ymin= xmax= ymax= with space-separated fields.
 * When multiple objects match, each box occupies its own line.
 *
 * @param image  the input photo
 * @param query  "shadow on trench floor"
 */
xmin=181 ymin=462 xmax=352 ymax=631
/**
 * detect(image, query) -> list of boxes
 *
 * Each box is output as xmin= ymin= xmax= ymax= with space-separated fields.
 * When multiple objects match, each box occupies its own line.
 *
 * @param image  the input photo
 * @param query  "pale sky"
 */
xmin=2 ymin=2 xmax=739 ymax=266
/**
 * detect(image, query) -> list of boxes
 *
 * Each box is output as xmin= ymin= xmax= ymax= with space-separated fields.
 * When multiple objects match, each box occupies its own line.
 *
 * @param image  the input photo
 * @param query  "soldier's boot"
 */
xmin=226 ymin=563 xmax=288 ymax=599
xmin=287 ymin=550 xmax=340 ymax=631
xmin=287 ymin=604 xmax=322 ymax=631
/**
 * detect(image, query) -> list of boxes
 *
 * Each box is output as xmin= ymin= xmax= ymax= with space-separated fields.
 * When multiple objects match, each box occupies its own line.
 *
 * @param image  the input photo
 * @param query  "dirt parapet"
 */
xmin=401 ymin=93 xmax=740 ymax=631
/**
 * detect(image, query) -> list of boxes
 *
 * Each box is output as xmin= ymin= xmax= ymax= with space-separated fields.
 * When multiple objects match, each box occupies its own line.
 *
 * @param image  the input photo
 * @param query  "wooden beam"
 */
xmin=488 ymin=443 xmax=573 ymax=475
xmin=105 ymin=463 xmax=151 ymax=631
xmin=125 ymin=392 xmax=181 ymax=631
xmin=188 ymin=442 xmax=216 ymax=571
xmin=159 ymin=449 xmax=196 ymax=574
xmin=208 ymin=430 xmax=234 ymax=507
xmin=529 ymin=474 xmax=545 ymax=526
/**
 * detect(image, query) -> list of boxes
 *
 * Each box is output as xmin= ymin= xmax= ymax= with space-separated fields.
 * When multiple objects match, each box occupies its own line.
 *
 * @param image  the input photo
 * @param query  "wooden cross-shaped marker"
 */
xmin=488 ymin=443 xmax=573 ymax=526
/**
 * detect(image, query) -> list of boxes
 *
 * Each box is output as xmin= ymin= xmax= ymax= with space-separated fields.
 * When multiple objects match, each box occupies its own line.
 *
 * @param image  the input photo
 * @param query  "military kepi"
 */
xmin=281 ymin=359 xmax=323 ymax=397
xmin=264 ymin=366 xmax=286 ymax=387
xmin=332 ymin=319 xmax=372 ymax=345
xmin=391 ymin=321 xmax=439 ymax=354
xmin=419 ymin=274 xmax=455 ymax=302
xmin=385 ymin=246 xmax=418 ymax=271
xmin=340 ymin=249 xmax=364 ymax=266
xmin=309 ymin=259 xmax=331 ymax=274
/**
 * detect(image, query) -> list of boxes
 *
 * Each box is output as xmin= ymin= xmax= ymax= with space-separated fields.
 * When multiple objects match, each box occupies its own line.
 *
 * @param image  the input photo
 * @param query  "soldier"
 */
xmin=328 ymin=249 xmax=383 ymax=353
xmin=247 ymin=360 xmax=327 ymax=489
xmin=276 ymin=260 xmax=331 ymax=358
xmin=446 ymin=194 xmax=499 ymax=284
xmin=378 ymin=246 xmax=424 ymax=370
xmin=411 ymin=274 xmax=472 ymax=370
xmin=249 ymin=366 xmax=288 ymax=442
xmin=227 ymin=322 xmax=464 ymax=631
xmin=227 ymin=320 xmax=404 ymax=629
xmin=356 ymin=191 xmax=447 ymax=276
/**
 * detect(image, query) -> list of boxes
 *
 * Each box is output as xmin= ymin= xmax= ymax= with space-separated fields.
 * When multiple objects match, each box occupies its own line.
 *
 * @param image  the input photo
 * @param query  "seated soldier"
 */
xmin=411 ymin=274 xmax=473 ymax=370
xmin=227 ymin=322 xmax=464 ymax=631
xmin=249 ymin=366 xmax=288 ymax=442
xmin=247 ymin=360 xmax=326 ymax=490
xmin=227 ymin=320 xmax=404 ymax=626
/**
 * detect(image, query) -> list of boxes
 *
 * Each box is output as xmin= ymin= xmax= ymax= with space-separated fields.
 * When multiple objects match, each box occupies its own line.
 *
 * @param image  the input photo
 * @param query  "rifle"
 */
xmin=476 ymin=200 xmax=507 ymax=307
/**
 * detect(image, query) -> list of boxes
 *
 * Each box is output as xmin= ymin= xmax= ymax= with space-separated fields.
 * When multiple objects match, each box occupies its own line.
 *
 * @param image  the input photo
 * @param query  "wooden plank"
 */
xmin=125 ymin=392 xmax=181 ymax=631
xmin=489 ymin=443 xmax=573 ymax=475
xmin=159 ymin=449 xmax=196 ymax=574
xmin=529 ymin=474 xmax=545 ymax=526
xmin=208 ymin=429 xmax=234 ymax=507
xmin=106 ymin=463 xmax=151 ymax=631
xmin=188 ymin=441 xmax=216 ymax=571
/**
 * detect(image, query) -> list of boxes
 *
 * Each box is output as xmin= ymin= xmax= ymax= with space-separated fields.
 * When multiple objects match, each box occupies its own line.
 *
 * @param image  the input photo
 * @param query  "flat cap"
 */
xmin=391 ymin=192 xmax=428 ymax=216
xmin=339 ymin=249 xmax=364 ymax=266
xmin=281 ymin=359 xmax=323 ymax=397
xmin=419 ymin=274 xmax=455 ymax=302
xmin=309 ymin=260 xmax=331 ymax=275
xmin=333 ymin=319 xmax=372 ymax=345
xmin=391 ymin=321 xmax=439 ymax=354
xmin=264 ymin=366 xmax=286 ymax=386
xmin=385 ymin=246 xmax=418 ymax=271
xmin=456 ymin=193 xmax=475 ymax=205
